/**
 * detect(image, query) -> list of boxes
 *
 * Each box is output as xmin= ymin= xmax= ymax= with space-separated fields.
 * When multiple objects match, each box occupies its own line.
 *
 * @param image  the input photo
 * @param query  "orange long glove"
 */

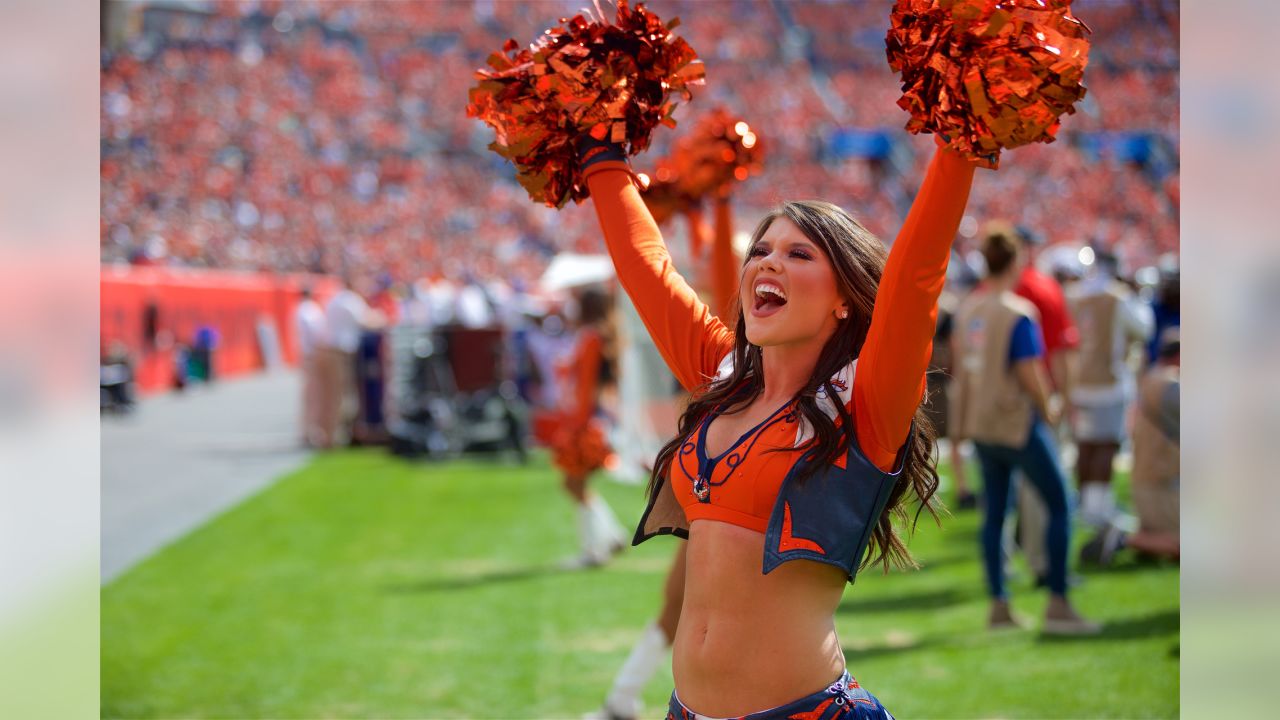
xmin=584 ymin=161 xmax=735 ymax=393
xmin=852 ymin=145 xmax=976 ymax=471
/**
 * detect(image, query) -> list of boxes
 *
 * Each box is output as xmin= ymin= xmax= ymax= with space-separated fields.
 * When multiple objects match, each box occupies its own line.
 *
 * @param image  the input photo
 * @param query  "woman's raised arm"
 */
xmin=584 ymin=161 xmax=734 ymax=392
xmin=710 ymin=194 xmax=739 ymax=322
xmin=853 ymin=144 xmax=976 ymax=471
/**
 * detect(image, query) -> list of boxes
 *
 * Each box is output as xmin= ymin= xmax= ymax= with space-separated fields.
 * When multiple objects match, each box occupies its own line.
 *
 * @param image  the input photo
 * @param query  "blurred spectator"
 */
xmin=295 ymin=285 xmax=328 ymax=446
xmin=1008 ymin=222 xmax=1081 ymax=586
xmin=354 ymin=275 xmax=400 ymax=444
xmin=951 ymin=227 xmax=1097 ymax=634
xmin=1014 ymin=225 xmax=1081 ymax=403
xmin=1068 ymin=249 xmax=1154 ymax=528
xmin=1147 ymin=265 xmax=1180 ymax=365
xmin=316 ymin=273 xmax=379 ymax=447
xmin=1128 ymin=327 xmax=1180 ymax=560
xmin=925 ymin=284 xmax=977 ymax=509
xmin=172 ymin=341 xmax=191 ymax=391
xmin=191 ymin=324 xmax=218 ymax=383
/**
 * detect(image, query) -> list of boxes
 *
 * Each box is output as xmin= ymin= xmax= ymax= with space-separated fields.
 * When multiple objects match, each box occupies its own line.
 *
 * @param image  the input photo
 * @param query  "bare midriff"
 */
xmin=673 ymin=519 xmax=848 ymax=717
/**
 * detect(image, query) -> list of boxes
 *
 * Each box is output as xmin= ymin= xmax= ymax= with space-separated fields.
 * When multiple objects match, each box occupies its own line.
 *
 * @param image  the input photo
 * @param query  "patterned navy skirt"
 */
xmin=666 ymin=671 xmax=894 ymax=720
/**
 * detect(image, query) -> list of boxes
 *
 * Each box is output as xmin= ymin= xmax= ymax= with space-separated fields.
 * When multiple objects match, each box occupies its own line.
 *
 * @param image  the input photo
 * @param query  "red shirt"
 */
xmin=1014 ymin=265 xmax=1079 ymax=357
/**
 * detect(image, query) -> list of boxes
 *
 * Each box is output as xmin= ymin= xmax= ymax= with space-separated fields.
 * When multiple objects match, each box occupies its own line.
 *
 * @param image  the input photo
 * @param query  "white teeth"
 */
xmin=754 ymin=282 xmax=787 ymax=302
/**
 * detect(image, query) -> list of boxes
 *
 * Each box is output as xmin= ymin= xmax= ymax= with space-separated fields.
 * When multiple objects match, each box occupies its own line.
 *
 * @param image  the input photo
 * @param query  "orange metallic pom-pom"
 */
xmin=466 ymin=0 xmax=704 ymax=208
xmin=636 ymin=165 xmax=693 ymax=226
xmin=640 ymin=108 xmax=763 ymax=211
xmin=677 ymin=108 xmax=765 ymax=198
xmin=886 ymin=0 xmax=1091 ymax=168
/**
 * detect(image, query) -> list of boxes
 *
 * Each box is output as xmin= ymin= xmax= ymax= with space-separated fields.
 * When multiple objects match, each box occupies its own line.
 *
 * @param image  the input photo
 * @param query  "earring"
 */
xmin=838 ymin=309 xmax=849 ymax=319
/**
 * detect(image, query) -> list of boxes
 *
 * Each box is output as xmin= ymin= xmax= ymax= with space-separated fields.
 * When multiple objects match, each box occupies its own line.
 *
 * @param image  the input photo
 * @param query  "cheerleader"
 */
xmin=548 ymin=286 xmax=629 ymax=567
xmin=468 ymin=5 xmax=1091 ymax=713
xmin=577 ymin=133 xmax=973 ymax=718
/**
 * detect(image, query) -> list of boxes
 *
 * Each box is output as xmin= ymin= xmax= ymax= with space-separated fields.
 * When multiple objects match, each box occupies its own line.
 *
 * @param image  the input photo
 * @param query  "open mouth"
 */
xmin=752 ymin=281 xmax=788 ymax=315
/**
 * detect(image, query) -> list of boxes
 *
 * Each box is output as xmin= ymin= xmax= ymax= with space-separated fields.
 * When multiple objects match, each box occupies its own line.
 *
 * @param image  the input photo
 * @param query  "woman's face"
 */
xmin=740 ymin=218 xmax=847 ymax=349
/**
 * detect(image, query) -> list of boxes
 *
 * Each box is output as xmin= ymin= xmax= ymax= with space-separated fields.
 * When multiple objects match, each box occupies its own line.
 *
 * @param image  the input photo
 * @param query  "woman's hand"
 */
xmin=1013 ymin=358 xmax=1058 ymax=427
xmin=1044 ymin=395 xmax=1064 ymax=429
xmin=578 ymin=135 xmax=629 ymax=171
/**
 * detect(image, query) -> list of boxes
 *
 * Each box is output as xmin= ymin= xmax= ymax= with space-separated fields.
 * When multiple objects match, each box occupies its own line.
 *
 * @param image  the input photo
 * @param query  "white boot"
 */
xmin=595 ymin=622 xmax=670 ymax=720
xmin=588 ymin=493 xmax=628 ymax=559
xmin=1080 ymin=484 xmax=1113 ymax=528
xmin=567 ymin=503 xmax=607 ymax=568
xmin=1096 ymin=486 xmax=1118 ymax=523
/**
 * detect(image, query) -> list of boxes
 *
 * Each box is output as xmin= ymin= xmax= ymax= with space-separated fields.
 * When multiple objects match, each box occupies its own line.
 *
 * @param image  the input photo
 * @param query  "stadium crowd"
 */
xmin=101 ymin=0 xmax=1178 ymax=290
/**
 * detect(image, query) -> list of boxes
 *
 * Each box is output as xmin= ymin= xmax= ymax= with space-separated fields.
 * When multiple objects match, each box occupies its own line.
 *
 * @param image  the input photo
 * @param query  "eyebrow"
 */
xmin=751 ymin=237 xmax=818 ymax=252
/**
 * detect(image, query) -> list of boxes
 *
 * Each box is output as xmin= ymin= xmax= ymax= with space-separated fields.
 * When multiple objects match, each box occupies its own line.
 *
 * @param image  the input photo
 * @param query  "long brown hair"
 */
xmin=576 ymin=285 xmax=617 ymax=386
xmin=648 ymin=200 xmax=942 ymax=573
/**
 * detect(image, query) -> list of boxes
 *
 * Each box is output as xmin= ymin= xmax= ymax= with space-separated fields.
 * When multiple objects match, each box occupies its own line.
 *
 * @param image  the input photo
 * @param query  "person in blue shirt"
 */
xmin=951 ymin=229 xmax=1099 ymax=634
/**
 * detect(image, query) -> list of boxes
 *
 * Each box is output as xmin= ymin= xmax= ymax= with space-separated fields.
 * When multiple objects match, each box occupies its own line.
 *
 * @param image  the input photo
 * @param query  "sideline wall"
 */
xmin=101 ymin=265 xmax=338 ymax=394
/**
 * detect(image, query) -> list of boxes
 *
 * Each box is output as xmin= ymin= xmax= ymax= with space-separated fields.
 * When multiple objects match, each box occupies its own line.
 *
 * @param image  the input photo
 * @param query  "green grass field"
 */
xmin=102 ymin=450 xmax=1178 ymax=719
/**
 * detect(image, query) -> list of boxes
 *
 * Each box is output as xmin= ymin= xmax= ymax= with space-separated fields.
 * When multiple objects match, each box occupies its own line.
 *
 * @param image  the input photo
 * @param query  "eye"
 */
xmin=790 ymin=248 xmax=813 ymax=260
xmin=747 ymin=246 xmax=768 ymax=258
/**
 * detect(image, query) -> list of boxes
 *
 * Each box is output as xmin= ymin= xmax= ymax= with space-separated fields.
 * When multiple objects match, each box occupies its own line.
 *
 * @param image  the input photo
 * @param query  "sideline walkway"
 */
xmin=101 ymin=370 xmax=311 ymax=583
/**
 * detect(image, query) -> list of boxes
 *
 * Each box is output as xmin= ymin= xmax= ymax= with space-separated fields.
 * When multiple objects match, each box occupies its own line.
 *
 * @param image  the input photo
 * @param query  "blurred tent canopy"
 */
xmin=539 ymin=253 xmax=614 ymax=292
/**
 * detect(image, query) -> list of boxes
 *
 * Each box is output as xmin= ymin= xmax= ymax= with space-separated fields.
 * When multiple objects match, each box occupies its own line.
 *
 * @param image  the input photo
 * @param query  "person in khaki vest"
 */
xmin=1128 ymin=327 xmax=1180 ymax=560
xmin=952 ymin=228 xmax=1099 ymax=634
xmin=1067 ymin=249 xmax=1153 ymax=526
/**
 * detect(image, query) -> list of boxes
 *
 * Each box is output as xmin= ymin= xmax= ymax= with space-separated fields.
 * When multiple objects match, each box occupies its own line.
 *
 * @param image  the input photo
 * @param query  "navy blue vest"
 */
xmin=633 ymin=427 xmax=909 ymax=584
xmin=761 ymin=431 xmax=907 ymax=583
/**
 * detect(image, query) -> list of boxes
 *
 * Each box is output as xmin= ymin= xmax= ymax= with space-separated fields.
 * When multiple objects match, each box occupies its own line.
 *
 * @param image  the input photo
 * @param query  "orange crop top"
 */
xmin=675 ymin=392 xmax=800 ymax=533
xmin=556 ymin=327 xmax=604 ymax=428
xmin=667 ymin=356 xmax=861 ymax=534
xmin=583 ymin=143 xmax=975 ymax=545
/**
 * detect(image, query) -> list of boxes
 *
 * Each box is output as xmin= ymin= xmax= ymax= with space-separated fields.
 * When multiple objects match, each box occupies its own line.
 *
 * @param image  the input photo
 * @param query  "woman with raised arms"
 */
xmin=577 ymin=131 xmax=974 ymax=719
